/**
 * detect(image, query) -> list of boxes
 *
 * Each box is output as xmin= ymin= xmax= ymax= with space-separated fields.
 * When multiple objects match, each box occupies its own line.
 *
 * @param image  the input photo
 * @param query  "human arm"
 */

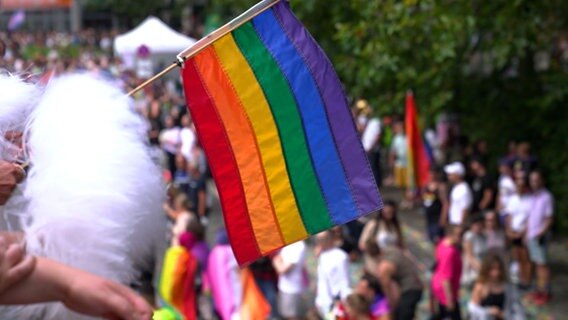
xmin=0 ymin=257 xmax=151 ymax=320
xmin=358 ymin=220 xmax=377 ymax=252
xmin=470 ymin=283 xmax=503 ymax=319
xmin=439 ymin=184 xmax=450 ymax=226
xmin=197 ymin=189 xmax=206 ymax=217
xmin=272 ymin=253 xmax=295 ymax=275
xmin=536 ymin=194 xmax=554 ymax=238
xmin=479 ymin=187 xmax=494 ymax=211
xmin=377 ymin=261 xmax=399 ymax=312
xmin=0 ymin=238 xmax=35 ymax=295
xmin=0 ymin=161 xmax=25 ymax=205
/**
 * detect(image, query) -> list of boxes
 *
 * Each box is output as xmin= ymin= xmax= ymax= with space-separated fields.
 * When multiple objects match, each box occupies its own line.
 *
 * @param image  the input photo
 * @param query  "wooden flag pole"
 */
xmin=128 ymin=0 xmax=281 ymax=96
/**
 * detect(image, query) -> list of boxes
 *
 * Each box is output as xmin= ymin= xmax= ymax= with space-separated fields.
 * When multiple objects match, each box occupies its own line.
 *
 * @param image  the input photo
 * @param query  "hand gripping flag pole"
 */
xmin=127 ymin=0 xmax=282 ymax=96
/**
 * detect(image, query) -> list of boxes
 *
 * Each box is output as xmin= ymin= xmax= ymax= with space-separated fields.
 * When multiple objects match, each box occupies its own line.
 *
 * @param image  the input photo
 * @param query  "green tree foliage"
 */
xmin=210 ymin=0 xmax=568 ymax=232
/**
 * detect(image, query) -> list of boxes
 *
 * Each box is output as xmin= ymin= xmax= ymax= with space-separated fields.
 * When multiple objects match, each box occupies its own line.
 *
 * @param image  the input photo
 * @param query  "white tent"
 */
xmin=114 ymin=16 xmax=196 ymax=56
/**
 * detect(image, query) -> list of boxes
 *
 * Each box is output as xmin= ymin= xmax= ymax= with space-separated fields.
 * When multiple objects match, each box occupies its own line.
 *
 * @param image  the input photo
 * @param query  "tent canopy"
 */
xmin=114 ymin=16 xmax=196 ymax=56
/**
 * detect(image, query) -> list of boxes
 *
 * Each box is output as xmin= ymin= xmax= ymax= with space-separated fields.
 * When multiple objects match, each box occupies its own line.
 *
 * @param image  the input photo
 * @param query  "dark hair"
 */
xmin=345 ymin=294 xmax=371 ymax=315
xmin=478 ymin=253 xmax=506 ymax=284
xmin=186 ymin=218 xmax=205 ymax=241
xmin=375 ymin=200 xmax=403 ymax=247
xmin=364 ymin=238 xmax=381 ymax=258
xmin=361 ymin=272 xmax=383 ymax=295
xmin=483 ymin=210 xmax=502 ymax=230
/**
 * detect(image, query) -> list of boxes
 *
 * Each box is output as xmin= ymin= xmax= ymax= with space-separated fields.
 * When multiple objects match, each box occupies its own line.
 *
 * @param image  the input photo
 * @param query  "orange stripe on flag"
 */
xmin=194 ymin=47 xmax=284 ymax=253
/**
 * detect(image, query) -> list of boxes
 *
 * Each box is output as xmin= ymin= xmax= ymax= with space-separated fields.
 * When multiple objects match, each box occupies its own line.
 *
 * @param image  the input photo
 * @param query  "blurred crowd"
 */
xmin=0 ymin=30 xmax=556 ymax=320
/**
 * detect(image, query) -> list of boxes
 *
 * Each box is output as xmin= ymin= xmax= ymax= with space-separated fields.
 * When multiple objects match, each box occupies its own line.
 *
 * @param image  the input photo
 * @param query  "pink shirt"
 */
xmin=431 ymin=240 xmax=462 ymax=306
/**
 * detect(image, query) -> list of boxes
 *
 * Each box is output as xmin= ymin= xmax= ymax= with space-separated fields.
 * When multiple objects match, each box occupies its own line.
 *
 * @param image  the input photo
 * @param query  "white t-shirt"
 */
xmin=390 ymin=134 xmax=408 ymax=166
xmin=505 ymin=194 xmax=530 ymax=232
xmin=278 ymin=241 xmax=306 ymax=294
xmin=362 ymin=118 xmax=381 ymax=152
xmin=498 ymin=175 xmax=516 ymax=212
xmin=316 ymin=248 xmax=352 ymax=316
xmin=449 ymin=181 xmax=473 ymax=225
xmin=180 ymin=127 xmax=196 ymax=161
xmin=159 ymin=127 xmax=181 ymax=154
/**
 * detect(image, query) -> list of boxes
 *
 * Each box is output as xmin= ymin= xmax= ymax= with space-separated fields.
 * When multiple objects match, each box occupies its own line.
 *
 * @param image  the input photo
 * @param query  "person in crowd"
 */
xmin=504 ymin=174 xmax=531 ymax=288
xmin=511 ymin=142 xmax=537 ymax=178
xmin=431 ymin=225 xmax=463 ymax=320
xmin=314 ymin=231 xmax=352 ymax=318
xmin=173 ymin=153 xmax=190 ymax=193
xmin=526 ymin=170 xmax=554 ymax=305
xmin=179 ymin=114 xmax=195 ymax=162
xmin=484 ymin=210 xmax=507 ymax=257
xmin=335 ymin=293 xmax=373 ymax=320
xmin=250 ymin=257 xmax=279 ymax=320
xmin=366 ymin=239 xmax=423 ymax=320
xmin=422 ymin=169 xmax=449 ymax=244
xmin=359 ymin=200 xmax=405 ymax=271
xmin=462 ymin=215 xmax=488 ymax=286
xmin=469 ymin=158 xmax=495 ymax=214
xmin=496 ymin=159 xmax=516 ymax=225
xmin=207 ymin=230 xmax=242 ymax=320
xmin=353 ymin=273 xmax=390 ymax=320
xmin=473 ymin=139 xmax=489 ymax=166
xmin=389 ymin=120 xmax=411 ymax=207
xmin=273 ymin=241 xmax=308 ymax=320
xmin=444 ymin=162 xmax=473 ymax=229
xmin=164 ymin=193 xmax=195 ymax=246
xmin=159 ymin=115 xmax=181 ymax=177
xmin=468 ymin=254 xmax=508 ymax=320
xmin=359 ymin=99 xmax=383 ymax=187
xmin=359 ymin=200 xmax=405 ymax=251
xmin=186 ymin=148 xmax=208 ymax=222
xmin=182 ymin=218 xmax=209 ymax=270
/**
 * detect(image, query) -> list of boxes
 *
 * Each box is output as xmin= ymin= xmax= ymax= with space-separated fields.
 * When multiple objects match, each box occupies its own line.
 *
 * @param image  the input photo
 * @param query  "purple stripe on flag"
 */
xmin=272 ymin=1 xmax=383 ymax=215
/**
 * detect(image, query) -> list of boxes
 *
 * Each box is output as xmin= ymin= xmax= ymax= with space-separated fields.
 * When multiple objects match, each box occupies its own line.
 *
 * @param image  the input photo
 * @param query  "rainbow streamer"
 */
xmin=181 ymin=1 xmax=382 ymax=265
xmin=405 ymin=91 xmax=431 ymax=189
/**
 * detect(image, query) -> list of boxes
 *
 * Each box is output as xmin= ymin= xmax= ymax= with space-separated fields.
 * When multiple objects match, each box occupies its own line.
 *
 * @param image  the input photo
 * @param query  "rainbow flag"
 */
xmin=180 ymin=1 xmax=382 ymax=265
xmin=405 ymin=91 xmax=431 ymax=189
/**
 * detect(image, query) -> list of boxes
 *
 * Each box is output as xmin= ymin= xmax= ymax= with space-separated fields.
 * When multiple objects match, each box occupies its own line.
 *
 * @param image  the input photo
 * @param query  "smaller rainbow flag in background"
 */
xmin=181 ymin=0 xmax=383 ymax=265
xmin=405 ymin=91 xmax=431 ymax=189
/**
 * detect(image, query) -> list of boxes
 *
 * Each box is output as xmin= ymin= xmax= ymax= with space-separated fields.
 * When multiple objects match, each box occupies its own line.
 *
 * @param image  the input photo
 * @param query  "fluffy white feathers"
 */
xmin=0 ymin=74 xmax=166 ymax=319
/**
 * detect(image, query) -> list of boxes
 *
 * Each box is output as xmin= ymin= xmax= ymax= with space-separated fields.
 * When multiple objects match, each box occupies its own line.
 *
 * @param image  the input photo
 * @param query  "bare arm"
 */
xmin=439 ymin=184 xmax=449 ymax=226
xmin=358 ymin=220 xmax=377 ymax=252
xmin=480 ymin=188 xmax=494 ymax=211
xmin=537 ymin=217 xmax=553 ymax=238
xmin=378 ymin=261 xmax=398 ymax=313
xmin=272 ymin=254 xmax=294 ymax=275
xmin=0 ymin=257 xmax=151 ymax=320
xmin=442 ymin=279 xmax=454 ymax=310
xmin=197 ymin=190 xmax=206 ymax=217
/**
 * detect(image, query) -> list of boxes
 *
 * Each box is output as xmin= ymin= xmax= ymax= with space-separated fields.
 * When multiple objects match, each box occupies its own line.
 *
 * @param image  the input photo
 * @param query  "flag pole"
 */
xmin=127 ymin=0 xmax=282 ymax=96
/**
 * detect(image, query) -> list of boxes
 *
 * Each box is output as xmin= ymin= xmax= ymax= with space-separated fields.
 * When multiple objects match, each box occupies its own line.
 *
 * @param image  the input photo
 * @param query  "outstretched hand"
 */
xmin=0 ymin=237 xmax=35 ymax=294
xmin=60 ymin=267 xmax=152 ymax=320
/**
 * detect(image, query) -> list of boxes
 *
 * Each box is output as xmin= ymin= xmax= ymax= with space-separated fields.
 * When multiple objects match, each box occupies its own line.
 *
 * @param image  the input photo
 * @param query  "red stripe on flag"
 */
xmin=405 ymin=92 xmax=431 ymax=188
xmin=181 ymin=59 xmax=260 ymax=265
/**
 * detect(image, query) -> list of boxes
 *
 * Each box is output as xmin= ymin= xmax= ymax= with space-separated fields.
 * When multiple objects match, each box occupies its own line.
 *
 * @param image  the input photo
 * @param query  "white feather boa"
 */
xmin=0 ymin=74 xmax=167 ymax=319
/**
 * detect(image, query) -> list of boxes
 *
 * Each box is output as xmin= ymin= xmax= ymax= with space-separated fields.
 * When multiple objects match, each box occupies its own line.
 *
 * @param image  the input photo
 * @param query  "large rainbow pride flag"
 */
xmin=181 ymin=1 xmax=383 ymax=265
